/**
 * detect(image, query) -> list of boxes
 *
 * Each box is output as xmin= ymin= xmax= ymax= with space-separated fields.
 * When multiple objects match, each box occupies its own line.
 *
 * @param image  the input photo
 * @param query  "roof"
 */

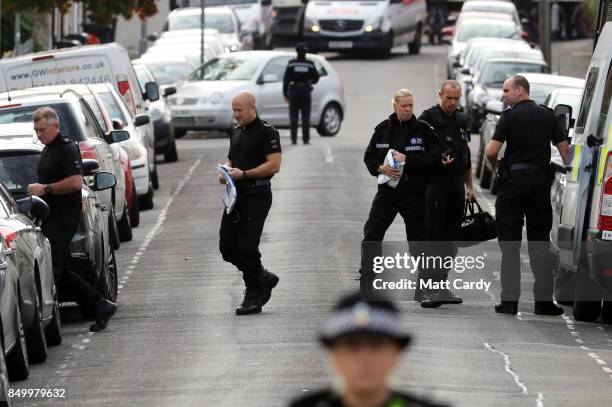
xmin=0 ymin=84 xmax=90 ymax=104
xmin=459 ymin=18 xmax=517 ymax=26
xmin=485 ymin=57 xmax=548 ymax=65
xmin=0 ymin=42 xmax=125 ymax=64
xmin=224 ymin=50 xmax=325 ymax=61
xmin=520 ymin=73 xmax=585 ymax=88
xmin=463 ymin=1 xmax=517 ymax=10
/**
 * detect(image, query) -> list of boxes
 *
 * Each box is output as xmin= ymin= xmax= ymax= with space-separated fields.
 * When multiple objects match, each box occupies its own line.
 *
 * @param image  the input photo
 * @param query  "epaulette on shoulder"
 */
xmin=61 ymin=136 xmax=72 ymax=143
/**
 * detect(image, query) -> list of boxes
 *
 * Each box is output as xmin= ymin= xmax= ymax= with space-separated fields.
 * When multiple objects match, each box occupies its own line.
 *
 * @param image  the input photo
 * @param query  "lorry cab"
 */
xmin=550 ymin=18 xmax=612 ymax=322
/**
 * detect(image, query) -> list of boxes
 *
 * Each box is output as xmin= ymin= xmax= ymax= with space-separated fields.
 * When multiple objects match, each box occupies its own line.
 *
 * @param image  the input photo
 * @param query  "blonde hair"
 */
xmin=392 ymin=88 xmax=413 ymax=108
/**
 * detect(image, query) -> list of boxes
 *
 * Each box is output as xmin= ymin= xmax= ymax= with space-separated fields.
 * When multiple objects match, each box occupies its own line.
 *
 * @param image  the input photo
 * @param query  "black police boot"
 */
xmin=236 ymin=289 xmax=262 ymax=315
xmin=89 ymin=298 xmax=117 ymax=332
xmin=534 ymin=301 xmax=564 ymax=316
xmin=260 ymin=269 xmax=279 ymax=306
xmin=414 ymin=288 xmax=424 ymax=302
xmin=420 ymin=290 xmax=443 ymax=308
xmin=494 ymin=301 xmax=518 ymax=315
xmin=439 ymin=289 xmax=463 ymax=304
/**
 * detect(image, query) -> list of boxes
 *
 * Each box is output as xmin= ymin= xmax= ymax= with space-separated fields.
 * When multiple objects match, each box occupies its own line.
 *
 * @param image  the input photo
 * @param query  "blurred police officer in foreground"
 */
xmin=485 ymin=75 xmax=569 ymax=315
xmin=288 ymin=292 xmax=449 ymax=407
xmin=27 ymin=107 xmax=116 ymax=332
xmin=283 ymin=43 xmax=320 ymax=145
xmin=219 ymin=91 xmax=282 ymax=315
xmin=417 ymin=80 xmax=472 ymax=308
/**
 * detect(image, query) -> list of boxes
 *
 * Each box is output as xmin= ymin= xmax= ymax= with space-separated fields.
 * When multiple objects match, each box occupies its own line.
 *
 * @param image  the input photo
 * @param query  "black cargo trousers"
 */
xmin=219 ymin=184 xmax=272 ymax=290
xmin=495 ymin=169 xmax=554 ymax=302
xmin=288 ymin=84 xmax=312 ymax=144
xmin=42 ymin=203 xmax=102 ymax=308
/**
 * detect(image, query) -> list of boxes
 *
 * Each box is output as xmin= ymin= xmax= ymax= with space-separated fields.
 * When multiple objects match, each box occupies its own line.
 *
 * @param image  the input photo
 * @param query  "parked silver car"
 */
xmin=169 ymin=51 xmax=345 ymax=136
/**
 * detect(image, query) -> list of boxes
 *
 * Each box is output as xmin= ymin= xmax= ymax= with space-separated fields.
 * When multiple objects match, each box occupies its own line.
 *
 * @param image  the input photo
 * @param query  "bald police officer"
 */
xmin=219 ymin=91 xmax=282 ymax=315
xmin=485 ymin=75 xmax=570 ymax=315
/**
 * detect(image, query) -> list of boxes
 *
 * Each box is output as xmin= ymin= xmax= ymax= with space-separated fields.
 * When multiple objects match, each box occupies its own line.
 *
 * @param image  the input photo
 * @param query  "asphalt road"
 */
xmin=11 ymin=41 xmax=612 ymax=407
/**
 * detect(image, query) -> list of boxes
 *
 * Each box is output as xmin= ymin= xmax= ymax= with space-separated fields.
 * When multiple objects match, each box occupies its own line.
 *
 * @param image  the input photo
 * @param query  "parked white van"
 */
xmin=550 ymin=20 xmax=612 ymax=322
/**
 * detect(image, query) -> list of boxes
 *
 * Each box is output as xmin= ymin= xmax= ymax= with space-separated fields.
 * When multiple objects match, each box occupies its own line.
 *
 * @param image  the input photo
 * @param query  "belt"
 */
xmin=508 ymin=163 xmax=546 ymax=171
xmin=235 ymin=179 xmax=271 ymax=188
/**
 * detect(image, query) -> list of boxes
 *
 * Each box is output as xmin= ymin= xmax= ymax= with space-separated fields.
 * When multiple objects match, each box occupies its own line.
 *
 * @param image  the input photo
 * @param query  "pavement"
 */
xmin=11 ymin=40 xmax=612 ymax=407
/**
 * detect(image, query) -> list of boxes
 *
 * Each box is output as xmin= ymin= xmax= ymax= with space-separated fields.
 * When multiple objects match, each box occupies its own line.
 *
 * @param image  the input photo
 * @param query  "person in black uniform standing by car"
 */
xmin=485 ymin=75 xmax=570 ymax=315
xmin=219 ymin=91 xmax=282 ymax=315
xmin=417 ymin=80 xmax=473 ymax=308
xmin=283 ymin=43 xmax=320 ymax=145
xmin=27 ymin=107 xmax=116 ymax=332
xmin=288 ymin=292 xmax=450 ymax=407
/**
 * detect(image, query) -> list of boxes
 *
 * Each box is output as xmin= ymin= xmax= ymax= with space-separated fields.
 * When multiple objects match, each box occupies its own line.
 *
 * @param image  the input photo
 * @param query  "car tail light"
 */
xmin=597 ymin=151 xmax=612 ymax=232
xmin=118 ymin=80 xmax=130 ymax=96
xmin=79 ymin=140 xmax=98 ymax=161
xmin=0 ymin=225 xmax=18 ymax=251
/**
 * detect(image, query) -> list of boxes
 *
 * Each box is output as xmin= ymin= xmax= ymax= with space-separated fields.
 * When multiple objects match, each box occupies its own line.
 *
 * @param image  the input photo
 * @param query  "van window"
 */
xmin=596 ymin=63 xmax=612 ymax=139
xmin=576 ymin=68 xmax=600 ymax=133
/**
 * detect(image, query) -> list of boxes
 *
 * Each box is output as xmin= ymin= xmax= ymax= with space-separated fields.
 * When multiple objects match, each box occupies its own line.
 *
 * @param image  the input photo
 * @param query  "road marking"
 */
xmin=325 ymin=147 xmax=334 ymax=163
xmin=561 ymin=316 xmax=612 ymax=380
xmin=483 ymin=342 xmax=529 ymax=395
xmin=536 ymin=393 xmax=544 ymax=407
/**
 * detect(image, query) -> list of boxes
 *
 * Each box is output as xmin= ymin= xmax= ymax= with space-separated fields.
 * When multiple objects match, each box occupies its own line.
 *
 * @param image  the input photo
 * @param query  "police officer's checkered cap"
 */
xmin=320 ymin=293 xmax=411 ymax=348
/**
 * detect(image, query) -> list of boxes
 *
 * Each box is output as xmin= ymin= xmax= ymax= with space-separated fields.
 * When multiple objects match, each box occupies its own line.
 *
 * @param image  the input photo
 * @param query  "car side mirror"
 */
xmin=163 ymin=86 xmax=177 ymax=97
xmin=16 ymin=196 xmax=49 ymax=223
xmin=485 ymin=100 xmax=503 ymax=115
xmin=147 ymin=33 xmax=159 ymax=42
xmin=93 ymin=171 xmax=116 ymax=191
xmin=452 ymin=61 xmax=462 ymax=68
xmin=461 ymin=67 xmax=470 ymax=75
xmin=145 ymin=81 xmax=160 ymax=102
xmin=554 ymin=103 xmax=573 ymax=136
xmin=133 ymin=114 xmax=150 ymax=127
xmin=82 ymin=159 xmax=100 ymax=176
xmin=108 ymin=130 xmax=130 ymax=144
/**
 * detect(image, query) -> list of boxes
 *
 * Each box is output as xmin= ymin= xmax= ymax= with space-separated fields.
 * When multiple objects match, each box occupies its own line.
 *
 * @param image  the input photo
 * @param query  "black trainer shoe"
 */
xmin=420 ymin=290 xmax=443 ymax=308
xmin=534 ymin=301 xmax=564 ymax=316
xmin=438 ymin=289 xmax=463 ymax=304
xmin=89 ymin=299 xmax=117 ymax=332
xmin=236 ymin=289 xmax=262 ymax=315
xmin=494 ymin=301 xmax=518 ymax=315
xmin=260 ymin=269 xmax=279 ymax=306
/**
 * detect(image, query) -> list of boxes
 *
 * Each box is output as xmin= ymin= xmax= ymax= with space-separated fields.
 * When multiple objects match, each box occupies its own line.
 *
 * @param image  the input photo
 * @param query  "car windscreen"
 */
xmin=0 ymin=152 xmax=40 ymax=197
xmin=530 ymin=83 xmax=565 ymax=105
xmin=145 ymin=62 xmax=194 ymax=86
xmin=98 ymin=92 xmax=130 ymax=125
xmin=0 ymin=103 xmax=84 ymax=141
xmin=463 ymin=4 xmax=515 ymax=14
xmin=188 ymin=56 xmax=265 ymax=81
xmin=168 ymin=13 xmax=237 ymax=33
xmin=457 ymin=23 xmax=519 ymax=42
xmin=480 ymin=62 xmax=545 ymax=87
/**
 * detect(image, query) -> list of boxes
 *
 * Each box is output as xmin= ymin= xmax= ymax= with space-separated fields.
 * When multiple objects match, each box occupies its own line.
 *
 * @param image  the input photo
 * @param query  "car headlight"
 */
xmin=305 ymin=17 xmax=319 ymax=32
xmin=149 ymin=107 xmax=163 ymax=121
xmin=365 ymin=16 xmax=384 ymax=32
xmin=121 ymin=139 xmax=142 ymax=161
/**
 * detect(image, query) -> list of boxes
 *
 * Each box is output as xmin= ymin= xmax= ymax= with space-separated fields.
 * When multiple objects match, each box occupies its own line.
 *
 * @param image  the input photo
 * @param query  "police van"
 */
xmin=550 ymin=3 xmax=612 ymax=322
xmin=0 ymin=43 xmax=159 ymax=117
xmin=302 ymin=0 xmax=426 ymax=59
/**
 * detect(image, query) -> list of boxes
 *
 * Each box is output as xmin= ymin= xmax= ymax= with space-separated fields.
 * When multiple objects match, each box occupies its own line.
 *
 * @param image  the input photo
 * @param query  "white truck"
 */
xmin=272 ymin=0 xmax=308 ymax=40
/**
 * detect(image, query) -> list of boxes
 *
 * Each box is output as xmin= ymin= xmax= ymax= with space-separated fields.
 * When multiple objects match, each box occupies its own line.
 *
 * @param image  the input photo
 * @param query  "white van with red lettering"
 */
xmin=0 ymin=43 xmax=159 ymax=117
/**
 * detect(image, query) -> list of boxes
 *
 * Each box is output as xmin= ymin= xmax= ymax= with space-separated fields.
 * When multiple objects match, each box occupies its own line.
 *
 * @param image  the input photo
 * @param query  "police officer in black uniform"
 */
xmin=485 ymin=75 xmax=570 ymax=315
xmin=288 ymin=292 xmax=450 ymax=407
xmin=27 ymin=107 xmax=116 ymax=332
xmin=219 ymin=91 xmax=282 ymax=315
xmin=417 ymin=80 xmax=473 ymax=308
xmin=283 ymin=43 xmax=320 ymax=145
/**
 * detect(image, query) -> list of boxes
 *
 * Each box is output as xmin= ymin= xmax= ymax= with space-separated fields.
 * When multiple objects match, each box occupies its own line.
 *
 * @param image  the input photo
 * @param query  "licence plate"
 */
xmin=329 ymin=41 xmax=353 ymax=49
xmin=174 ymin=110 xmax=191 ymax=116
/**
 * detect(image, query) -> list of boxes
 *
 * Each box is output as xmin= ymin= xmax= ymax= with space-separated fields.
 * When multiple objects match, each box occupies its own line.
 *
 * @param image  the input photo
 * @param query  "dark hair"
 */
xmin=511 ymin=75 xmax=530 ymax=95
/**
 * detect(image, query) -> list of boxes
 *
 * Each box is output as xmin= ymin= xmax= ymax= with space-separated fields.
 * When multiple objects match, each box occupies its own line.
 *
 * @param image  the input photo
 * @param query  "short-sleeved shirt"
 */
xmin=492 ymin=99 xmax=565 ymax=168
xmin=228 ymin=117 xmax=282 ymax=179
xmin=38 ymin=133 xmax=83 ymax=207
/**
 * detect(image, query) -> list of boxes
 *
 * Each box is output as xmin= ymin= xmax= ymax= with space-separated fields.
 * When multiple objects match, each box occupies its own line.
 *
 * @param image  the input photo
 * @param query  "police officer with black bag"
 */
xmin=417 ymin=80 xmax=473 ymax=308
xmin=219 ymin=91 xmax=282 ymax=316
xmin=283 ymin=43 xmax=320 ymax=145
xmin=27 ymin=107 xmax=116 ymax=332
xmin=485 ymin=75 xmax=570 ymax=315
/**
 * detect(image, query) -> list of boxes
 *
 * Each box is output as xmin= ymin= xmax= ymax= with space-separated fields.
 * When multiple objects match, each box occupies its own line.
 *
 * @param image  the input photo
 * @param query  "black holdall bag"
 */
xmin=457 ymin=199 xmax=497 ymax=247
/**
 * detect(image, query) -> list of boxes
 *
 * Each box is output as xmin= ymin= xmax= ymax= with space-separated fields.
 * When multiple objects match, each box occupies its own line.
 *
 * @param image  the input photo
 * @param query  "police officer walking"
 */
xmin=485 ymin=75 xmax=569 ymax=315
xmin=288 ymin=292 xmax=450 ymax=407
xmin=27 ymin=107 xmax=116 ymax=332
xmin=219 ymin=91 xmax=282 ymax=315
xmin=283 ymin=43 xmax=320 ymax=145
xmin=417 ymin=80 xmax=472 ymax=308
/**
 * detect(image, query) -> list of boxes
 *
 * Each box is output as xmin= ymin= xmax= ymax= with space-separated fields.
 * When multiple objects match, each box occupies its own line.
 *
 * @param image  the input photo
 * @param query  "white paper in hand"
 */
xmin=377 ymin=149 xmax=405 ymax=188
xmin=217 ymin=164 xmax=237 ymax=214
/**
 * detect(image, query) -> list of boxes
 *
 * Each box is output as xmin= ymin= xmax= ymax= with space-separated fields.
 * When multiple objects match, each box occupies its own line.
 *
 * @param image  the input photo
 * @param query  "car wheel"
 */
xmin=7 ymin=301 xmax=29 ymax=381
xmin=480 ymin=160 xmax=492 ymax=189
xmin=129 ymin=181 xmax=140 ymax=227
xmin=175 ymin=129 xmax=187 ymax=139
xmin=140 ymin=185 xmax=155 ymax=210
xmin=108 ymin=206 xmax=120 ymax=250
xmin=164 ymin=140 xmax=178 ymax=163
xmin=44 ymin=291 xmax=62 ymax=346
xmin=408 ymin=24 xmax=422 ymax=55
xmin=317 ymin=103 xmax=342 ymax=137
xmin=26 ymin=284 xmax=48 ymax=363
xmin=117 ymin=203 xmax=133 ymax=242
xmin=152 ymin=166 xmax=160 ymax=190
xmin=573 ymin=270 xmax=602 ymax=322
xmin=98 ymin=245 xmax=118 ymax=302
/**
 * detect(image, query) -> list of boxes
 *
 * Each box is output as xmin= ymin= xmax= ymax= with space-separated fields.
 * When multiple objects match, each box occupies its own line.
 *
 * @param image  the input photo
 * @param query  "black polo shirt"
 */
xmin=492 ymin=99 xmax=565 ymax=167
xmin=38 ymin=133 xmax=83 ymax=207
xmin=228 ymin=117 xmax=282 ymax=179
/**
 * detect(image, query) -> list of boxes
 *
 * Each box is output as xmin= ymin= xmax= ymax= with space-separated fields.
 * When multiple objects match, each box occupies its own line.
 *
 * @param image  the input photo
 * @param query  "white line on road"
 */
xmin=483 ymin=342 xmax=529 ymax=395
xmin=536 ymin=393 xmax=544 ymax=407
xmin=325 ymin=147 xmax=334 ymax=163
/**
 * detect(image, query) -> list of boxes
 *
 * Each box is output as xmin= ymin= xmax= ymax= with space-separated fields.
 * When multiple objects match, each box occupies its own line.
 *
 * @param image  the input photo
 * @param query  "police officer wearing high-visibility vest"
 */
xmin=219 ymin=91 xmax=282 ymax=315
xmin=283 ymin=43 xmax=320 ymax=145
xmin=485 ymin=75 xmax=570 ymax=315
xmin=417 ymin=80 xmax=473 ymax=308
xmin=288 ymin=292 xmax=449 ymax=407
xmin=27 ymin=107 xmax=117 ymax=332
